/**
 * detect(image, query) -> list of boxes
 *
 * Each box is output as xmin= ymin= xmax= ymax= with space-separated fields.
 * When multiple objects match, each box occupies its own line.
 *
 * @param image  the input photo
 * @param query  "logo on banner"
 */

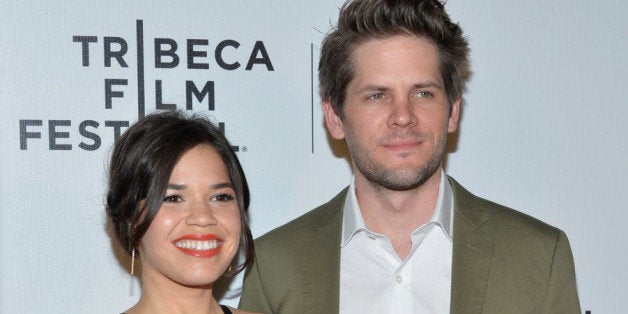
xmin=19 ymin=20 xmax=274 ymax=151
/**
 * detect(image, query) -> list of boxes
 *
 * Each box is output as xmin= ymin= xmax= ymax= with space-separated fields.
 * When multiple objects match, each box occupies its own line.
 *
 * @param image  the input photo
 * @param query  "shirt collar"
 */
xmin=341 ymin=170 xmax=454 ymax=247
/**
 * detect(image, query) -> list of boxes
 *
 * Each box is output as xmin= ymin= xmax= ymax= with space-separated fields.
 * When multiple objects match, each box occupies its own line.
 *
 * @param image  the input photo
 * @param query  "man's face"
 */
xmin=323 ymin=35 xmax=460 ymax=191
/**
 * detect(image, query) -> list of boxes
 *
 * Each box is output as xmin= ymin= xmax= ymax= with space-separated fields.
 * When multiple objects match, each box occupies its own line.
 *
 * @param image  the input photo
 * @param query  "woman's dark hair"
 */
xmin=319 ymin=0 xmax=470 ymax=118
xmin=106 ymin=110 xmax=253 ymax=275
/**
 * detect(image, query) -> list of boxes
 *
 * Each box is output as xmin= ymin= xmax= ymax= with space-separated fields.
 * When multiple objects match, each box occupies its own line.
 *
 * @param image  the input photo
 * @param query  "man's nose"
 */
xmin=387 ymin=99 xmax=418 ymax=128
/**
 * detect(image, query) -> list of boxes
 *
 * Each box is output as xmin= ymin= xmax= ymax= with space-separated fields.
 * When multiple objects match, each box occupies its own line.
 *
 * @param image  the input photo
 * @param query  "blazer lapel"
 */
xmin=449 ymin=178 xmax=495 ymax=314
xmin=293 ymin=182 xmax=496 ymax=313
xmin=297 ymin=188 xmax=346 ymax=314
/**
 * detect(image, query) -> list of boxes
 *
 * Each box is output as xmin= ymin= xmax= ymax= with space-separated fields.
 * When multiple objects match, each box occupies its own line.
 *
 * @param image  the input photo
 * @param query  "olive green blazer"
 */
xmin=240 ymin=177 xmax=581 ymax=313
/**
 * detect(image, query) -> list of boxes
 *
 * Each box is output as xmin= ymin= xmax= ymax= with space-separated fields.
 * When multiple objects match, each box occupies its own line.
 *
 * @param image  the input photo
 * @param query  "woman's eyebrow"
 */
xmin=211 ymin=182 xmax=233 ymax=189
xmin=167 ymin=184 xmax=186 ymax=190
xmin=166 ymin=182 xmax=233 ymax=190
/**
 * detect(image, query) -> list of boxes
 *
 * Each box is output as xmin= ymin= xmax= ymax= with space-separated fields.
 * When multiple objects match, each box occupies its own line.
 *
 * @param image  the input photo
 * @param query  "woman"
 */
xmin=106 ymin=111 xmax=256 ymax=314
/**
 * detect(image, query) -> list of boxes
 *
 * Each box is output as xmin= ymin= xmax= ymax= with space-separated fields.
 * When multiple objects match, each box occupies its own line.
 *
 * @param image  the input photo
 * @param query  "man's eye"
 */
xmin=415 ymin=91 xmax=433 ymax=98
xmin=163 ymin=195 xmax=182 ymax=203
xmin=368 ymin=93 xmax=386 ymax=100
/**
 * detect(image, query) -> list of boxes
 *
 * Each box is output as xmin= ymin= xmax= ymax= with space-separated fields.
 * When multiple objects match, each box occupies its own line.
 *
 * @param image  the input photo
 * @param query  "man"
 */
xmin=240 ymin=0 xmax=581 ymax=313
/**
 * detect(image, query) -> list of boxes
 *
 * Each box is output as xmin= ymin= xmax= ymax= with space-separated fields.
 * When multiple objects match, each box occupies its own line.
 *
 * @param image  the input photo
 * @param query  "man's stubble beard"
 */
xmin=347 ymin=131 xmax=447 ymax=192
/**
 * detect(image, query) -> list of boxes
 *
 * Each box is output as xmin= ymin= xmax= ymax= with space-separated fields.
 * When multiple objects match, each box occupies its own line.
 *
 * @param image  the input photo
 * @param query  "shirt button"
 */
xmin=395 ymin=275 xmax=403 ymax=283
xmin=368 ymin=234 xmax=376 ymax=240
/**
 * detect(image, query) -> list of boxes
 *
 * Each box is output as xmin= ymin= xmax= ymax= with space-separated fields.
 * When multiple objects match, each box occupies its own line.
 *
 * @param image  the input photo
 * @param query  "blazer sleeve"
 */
xmin=542 ymin=230 xmax=581 ymax=313
xmin=239 ymin=257 xmax=273 ymax=314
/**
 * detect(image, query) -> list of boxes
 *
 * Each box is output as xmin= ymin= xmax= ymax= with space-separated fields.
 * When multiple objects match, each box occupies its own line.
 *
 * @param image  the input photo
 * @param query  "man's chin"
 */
xmin=367 ymin=167 xmax=441 ymax=192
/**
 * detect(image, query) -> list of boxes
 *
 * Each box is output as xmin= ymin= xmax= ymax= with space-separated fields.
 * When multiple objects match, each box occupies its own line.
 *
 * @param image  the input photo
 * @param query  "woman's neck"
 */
xmin=126 ymin=275 xmax=222 ymax=314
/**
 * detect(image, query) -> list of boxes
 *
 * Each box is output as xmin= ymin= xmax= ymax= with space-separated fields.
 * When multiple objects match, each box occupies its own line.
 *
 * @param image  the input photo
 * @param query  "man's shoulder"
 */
xmin=448 ymin=178 xmax=580 ymax=313
xmin=255 ymin=187 xmax=348 ymax=249
xmin=449 ymin=177 xmax=562 ymax=239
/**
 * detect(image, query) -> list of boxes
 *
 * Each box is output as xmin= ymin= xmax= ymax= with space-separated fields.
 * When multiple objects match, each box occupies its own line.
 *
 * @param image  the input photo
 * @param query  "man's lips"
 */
xmin=381 ymin=140 xmax=422 ymax=152
xmin=172 ymin=234 xmax=223 ymax=258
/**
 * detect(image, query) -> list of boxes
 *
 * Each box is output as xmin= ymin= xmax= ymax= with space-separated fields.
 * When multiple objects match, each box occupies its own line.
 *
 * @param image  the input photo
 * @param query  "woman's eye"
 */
xmin=212 ymin=193 xmax=235 ymax=202
xmin=163 ymin=195 xmax=182 ymax=203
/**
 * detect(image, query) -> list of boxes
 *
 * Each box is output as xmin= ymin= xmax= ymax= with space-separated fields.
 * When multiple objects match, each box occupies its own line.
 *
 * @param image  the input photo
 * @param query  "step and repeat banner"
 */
xmin=1 ymin=1 xmax=626 ymax=313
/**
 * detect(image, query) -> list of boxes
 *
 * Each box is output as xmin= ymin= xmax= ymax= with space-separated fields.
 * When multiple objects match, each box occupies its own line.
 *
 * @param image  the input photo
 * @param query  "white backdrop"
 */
xmin=1 ymin=1 xmax=626 ymax=313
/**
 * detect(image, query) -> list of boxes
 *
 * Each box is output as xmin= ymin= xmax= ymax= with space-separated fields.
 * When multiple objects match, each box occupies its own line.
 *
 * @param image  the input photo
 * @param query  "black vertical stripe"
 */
xmin=136 ymin=20 xmax=145 ymax=118
xmin=311 ymin=42 xmax=314 ymax=153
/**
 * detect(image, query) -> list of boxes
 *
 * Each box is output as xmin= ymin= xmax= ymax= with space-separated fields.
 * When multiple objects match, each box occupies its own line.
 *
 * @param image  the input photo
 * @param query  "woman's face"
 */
xmin=138 ymin=144 xmax=241 ymax=287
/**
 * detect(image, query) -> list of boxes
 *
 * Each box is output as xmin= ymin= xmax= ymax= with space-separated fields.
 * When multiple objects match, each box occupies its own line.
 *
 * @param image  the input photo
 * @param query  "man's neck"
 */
xmin=354 ymin=167 xmax=443 ymax=259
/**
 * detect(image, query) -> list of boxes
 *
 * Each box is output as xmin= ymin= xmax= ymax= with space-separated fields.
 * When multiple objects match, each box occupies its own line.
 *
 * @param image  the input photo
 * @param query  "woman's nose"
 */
xmin=185 ymin=200 xmax=217 ymax=227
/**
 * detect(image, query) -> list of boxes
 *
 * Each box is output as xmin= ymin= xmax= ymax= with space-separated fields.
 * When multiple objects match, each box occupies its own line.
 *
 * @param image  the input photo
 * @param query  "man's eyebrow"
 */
xmin=412 ymin=81 xmax=444 ymax=90
xmin=356 ymin=81 xmax=444 ymax=93
xmin=355 ymin=84 xmax=391 ymax=94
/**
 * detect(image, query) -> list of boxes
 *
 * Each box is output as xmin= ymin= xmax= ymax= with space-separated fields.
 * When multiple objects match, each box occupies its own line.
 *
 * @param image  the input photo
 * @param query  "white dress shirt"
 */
xmin=339 ymin=171 xmax=454 ymax=314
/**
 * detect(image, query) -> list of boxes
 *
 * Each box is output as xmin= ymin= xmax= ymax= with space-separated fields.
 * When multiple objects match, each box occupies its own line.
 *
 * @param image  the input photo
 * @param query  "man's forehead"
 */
xmin=347 ymin=35 xmax=443 ymax=87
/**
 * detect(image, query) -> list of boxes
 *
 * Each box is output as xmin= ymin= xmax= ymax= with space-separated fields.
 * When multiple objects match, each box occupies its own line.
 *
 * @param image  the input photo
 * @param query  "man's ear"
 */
xmin=323 ymin=100 xmax=346 ymax=140
xmin=448 ymin=97 xmax=461 ymax=133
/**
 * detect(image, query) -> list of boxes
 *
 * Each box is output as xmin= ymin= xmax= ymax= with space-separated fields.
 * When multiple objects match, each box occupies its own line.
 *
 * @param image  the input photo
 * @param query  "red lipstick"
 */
xmin=172 ymin=234 xmax=223 ymax=258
